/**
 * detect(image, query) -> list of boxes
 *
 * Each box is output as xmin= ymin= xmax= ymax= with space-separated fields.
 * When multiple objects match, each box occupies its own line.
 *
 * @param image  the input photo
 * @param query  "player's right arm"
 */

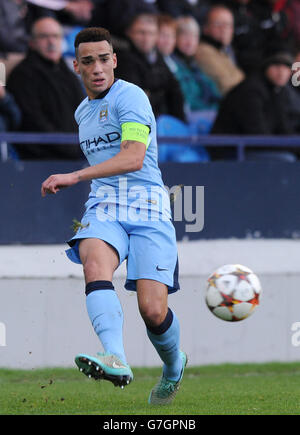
xmin=41 ymin=134 xmax=148 ymax=197
xmin=41 ymin=85 xmax=151 ymax=197
xmin=75 ymin=137 xmax=146 ymax=182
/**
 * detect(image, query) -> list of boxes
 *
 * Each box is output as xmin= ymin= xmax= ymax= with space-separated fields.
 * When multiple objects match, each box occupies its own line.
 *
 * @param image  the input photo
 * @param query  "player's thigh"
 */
xmin=136 ymin=279 xmax=169 ymax=327
xmin=126 ymin=219 xmax=179 ymax=293
xmin=79 ymin=238 xmax=119 ymax=283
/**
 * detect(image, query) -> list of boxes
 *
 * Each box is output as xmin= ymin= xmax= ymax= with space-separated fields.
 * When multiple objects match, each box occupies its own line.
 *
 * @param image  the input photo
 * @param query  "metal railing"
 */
xmin=1 ymin=132 xmax=300 ymax=161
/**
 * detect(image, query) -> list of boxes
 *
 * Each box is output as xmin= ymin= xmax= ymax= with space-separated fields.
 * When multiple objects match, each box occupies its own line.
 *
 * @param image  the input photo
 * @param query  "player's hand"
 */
xmin=41 ymin=172 xmax=79 ymax=197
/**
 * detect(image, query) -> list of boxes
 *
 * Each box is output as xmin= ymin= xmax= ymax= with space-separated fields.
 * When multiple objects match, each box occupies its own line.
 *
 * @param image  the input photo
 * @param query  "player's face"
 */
xmin=74 ymin=41 xmax=117 ymax=99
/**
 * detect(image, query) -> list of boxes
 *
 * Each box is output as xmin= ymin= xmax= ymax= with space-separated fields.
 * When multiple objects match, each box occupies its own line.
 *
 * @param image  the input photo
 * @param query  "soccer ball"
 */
xmin=205 ymin=264 xmax=262 ymax=322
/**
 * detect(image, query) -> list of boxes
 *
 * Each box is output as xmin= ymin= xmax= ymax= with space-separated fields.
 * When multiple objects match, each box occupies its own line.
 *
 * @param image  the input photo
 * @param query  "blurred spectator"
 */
xmin=26 ymin=0 xmax=95 ymax=26
xmin=226 ymin=0 xmax=258 ymax=72
xmin=157 ymin=0 xmax=212 ymax=26
xmin=227 ymin=0 xmax=292 ymax=73
xmin=7 ymin=17 xmax=85 ymax=160
xmin=172 ymin=16 xmax=221 ymax=125
xmin=156 ymin=15 xmax=210 ymax=162
xmin=24 ymin=1 xmax=95 ymax=61
xmin=195 ymin=4 xmax=245 ymax=95
xmin=90 ymin=0 xmax=159 ymax=39
xmin=211 ymin=48 xmax=300 ymax=160
xmin=0 ymin=0 xmax=28 ymax=53
xmin=115 ymin=13 xmax=186 ymax=121
xmin=0 ymin=0 xmax=29 ymax=78
xmin=283 ymin=0 xmax=300 ymax=48
xmin=157 ymin=14 xmax=178 ymax=73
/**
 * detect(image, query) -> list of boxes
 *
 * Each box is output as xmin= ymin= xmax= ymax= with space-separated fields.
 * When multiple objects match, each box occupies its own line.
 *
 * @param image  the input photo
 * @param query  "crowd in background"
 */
xmin=1 ymin=0 xmax=300 ymax=161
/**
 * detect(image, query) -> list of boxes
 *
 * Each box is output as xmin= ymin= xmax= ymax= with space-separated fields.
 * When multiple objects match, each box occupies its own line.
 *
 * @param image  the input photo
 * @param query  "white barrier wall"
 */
xmin=1 ymin=240 xmax=300 ymax=368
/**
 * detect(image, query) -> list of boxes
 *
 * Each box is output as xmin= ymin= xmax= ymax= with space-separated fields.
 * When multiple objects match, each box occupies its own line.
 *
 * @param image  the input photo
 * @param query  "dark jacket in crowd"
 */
xmin=212 ymin=73 xmax=300 ymax=135
xmin=172 ymin=49 xmax=221 ymax=112
xmin=115 ymin=42 xmax=186 ymax=122
xmin=7 ymin=50 xmax=85 ymax=159
xmin=227 ymin=0 xmax=291 ymax=73
xmin=211 ymin=72 xmax=300 ymax=158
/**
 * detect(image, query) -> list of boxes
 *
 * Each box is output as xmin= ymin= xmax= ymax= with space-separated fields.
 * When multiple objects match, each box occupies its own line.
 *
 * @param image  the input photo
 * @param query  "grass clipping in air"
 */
xmin=71 ymin=219 xmax=89 ymax=233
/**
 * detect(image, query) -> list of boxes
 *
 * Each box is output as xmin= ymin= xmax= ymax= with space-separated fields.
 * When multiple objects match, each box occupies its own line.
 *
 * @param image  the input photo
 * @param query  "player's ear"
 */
xmin=113 ymin=53 xmax=117 ymax=69
xmin=73 ymin=58 xmax=80 ymax=75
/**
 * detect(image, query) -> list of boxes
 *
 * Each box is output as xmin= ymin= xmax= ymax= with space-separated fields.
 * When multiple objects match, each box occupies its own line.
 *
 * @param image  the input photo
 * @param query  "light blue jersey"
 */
xmin=75 ymin=79 xmax=171 ymax=218
xmin=67 ymin=79 xmax=179 ymax=294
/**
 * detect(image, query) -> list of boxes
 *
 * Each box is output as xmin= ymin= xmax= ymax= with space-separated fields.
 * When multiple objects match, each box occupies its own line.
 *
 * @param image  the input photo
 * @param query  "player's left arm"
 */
xmin=41 ymin=122 xmax=149 ymax=197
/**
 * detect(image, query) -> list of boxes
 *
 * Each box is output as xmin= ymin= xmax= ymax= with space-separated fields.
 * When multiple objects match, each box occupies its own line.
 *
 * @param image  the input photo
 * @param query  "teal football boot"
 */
xmin=148 ymin=351 xmax=187 ymax=405
xmin=75 ymin=352 xmax=133 ymax=388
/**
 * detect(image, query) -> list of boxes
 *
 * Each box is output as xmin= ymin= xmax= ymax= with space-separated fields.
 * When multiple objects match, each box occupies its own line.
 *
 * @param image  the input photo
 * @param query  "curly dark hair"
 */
xmin=74 ymin=27 xmax=113 ymax=57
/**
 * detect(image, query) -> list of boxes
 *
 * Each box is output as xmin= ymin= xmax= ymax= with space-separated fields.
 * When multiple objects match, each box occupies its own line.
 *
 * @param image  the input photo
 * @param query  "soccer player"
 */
xmin=41 ymin=27 xmax=187 ymax=405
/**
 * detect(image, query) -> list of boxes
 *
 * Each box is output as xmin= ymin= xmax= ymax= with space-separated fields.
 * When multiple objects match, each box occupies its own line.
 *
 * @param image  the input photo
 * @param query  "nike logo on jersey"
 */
xmin=156 ymin=266 xmax=169 ymax=271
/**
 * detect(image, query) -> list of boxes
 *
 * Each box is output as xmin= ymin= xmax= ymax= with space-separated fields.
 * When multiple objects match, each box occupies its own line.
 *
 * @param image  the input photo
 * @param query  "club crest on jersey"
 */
xmin=99 ymin=104 xmax=108 ymax=123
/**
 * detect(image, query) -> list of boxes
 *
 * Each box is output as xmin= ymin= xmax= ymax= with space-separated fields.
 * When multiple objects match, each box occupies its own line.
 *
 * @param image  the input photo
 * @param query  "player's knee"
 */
xmin=82 ymin=258 xmax=111 ymax=282
xmin=139 ymin=304 xmax=166 ymax=328
xmin=82 ymin=258 xmax=98 ymax=276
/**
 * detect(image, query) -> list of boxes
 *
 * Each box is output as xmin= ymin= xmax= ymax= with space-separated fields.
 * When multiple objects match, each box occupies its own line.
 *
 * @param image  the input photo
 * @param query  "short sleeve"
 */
xmin=116 ymin=83 xmax=153 ymax=127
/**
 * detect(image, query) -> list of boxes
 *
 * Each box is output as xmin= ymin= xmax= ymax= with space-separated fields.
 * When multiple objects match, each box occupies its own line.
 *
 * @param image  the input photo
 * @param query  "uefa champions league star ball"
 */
xmin=205 ymin=264 xmax=262 ymax=322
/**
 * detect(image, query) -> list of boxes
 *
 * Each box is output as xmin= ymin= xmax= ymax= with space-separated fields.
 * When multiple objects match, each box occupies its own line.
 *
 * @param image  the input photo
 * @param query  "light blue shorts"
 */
xmin=66 ymin=204 xmax=179 ymax=294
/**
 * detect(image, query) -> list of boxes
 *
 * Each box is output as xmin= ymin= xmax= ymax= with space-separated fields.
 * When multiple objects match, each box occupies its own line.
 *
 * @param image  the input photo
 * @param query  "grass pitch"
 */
xmin=1 ymin=362 xmax=300 ymax=415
